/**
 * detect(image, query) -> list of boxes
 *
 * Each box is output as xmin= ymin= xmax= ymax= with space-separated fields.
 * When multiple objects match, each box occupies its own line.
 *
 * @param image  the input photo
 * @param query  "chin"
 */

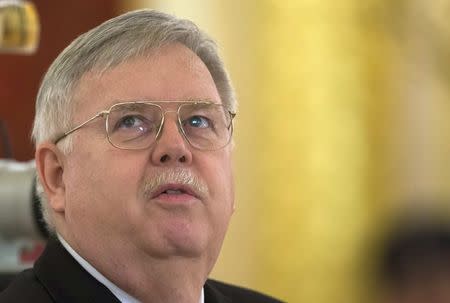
xmin=163 ymin=222 xmax=209 ymax=257
xmin=137 ymin=219 xmax=209 ymax=258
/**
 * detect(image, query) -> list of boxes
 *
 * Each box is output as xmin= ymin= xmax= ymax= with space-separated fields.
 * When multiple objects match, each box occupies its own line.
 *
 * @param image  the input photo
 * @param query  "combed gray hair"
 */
xmin=32 ymin=9 xmax=236 ymax=233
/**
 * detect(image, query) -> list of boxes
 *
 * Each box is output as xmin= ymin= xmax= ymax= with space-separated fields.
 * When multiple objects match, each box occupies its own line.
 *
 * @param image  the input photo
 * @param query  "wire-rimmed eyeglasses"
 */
xmin=54 ymin=101 xmax=236 ymax=151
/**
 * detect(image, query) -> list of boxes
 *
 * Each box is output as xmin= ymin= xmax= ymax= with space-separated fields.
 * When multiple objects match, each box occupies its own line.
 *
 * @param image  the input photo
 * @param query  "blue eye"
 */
xmin=118 ymin=115 xmax=144 ymax=129
xmin=188 ymin=116 xmax=210 ymax=128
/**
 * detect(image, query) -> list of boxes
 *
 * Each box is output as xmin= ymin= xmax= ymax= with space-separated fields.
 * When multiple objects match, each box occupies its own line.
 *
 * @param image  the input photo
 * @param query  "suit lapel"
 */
xmin=204 ymin=280 xmax=232 ymax=303
xmin=33 ymin=237 xmax=120 ymax=303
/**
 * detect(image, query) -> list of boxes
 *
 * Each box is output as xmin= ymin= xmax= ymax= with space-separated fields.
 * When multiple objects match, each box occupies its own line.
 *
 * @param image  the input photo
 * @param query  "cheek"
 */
xmin=204 ymin=152 xmax=235 ymax=216
xmin=64 ymin=149 xmax=146 ymax=229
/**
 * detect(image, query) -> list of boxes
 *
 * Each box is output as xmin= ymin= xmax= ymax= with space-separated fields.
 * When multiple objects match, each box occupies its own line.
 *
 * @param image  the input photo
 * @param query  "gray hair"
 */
xmin=32 ymin=9 xmax=236 ymax=233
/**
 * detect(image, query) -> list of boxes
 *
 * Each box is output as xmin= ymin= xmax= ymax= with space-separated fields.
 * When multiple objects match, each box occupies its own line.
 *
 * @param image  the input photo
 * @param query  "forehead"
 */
xmin=72 ymin=43 xmax=221 ymax=118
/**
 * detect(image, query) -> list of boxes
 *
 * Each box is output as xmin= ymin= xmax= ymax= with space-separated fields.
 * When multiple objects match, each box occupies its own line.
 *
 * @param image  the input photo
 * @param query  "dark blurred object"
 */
xmin=0 ymin=273 xmax=15 ymax=291
xmin=376 ymin=209 xmax=450 ymax=303
xmin=0 ymin=0 xmax=40 ymax=54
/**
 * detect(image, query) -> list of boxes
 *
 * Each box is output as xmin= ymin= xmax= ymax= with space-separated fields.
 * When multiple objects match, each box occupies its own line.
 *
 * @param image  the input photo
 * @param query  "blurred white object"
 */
xmin=0 ymin=160 xmax=44 ymax=240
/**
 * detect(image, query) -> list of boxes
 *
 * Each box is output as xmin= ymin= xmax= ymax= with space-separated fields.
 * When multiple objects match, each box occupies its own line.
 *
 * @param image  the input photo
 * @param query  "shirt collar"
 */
xmin=57 ymin=235 xmax=204 ymax=303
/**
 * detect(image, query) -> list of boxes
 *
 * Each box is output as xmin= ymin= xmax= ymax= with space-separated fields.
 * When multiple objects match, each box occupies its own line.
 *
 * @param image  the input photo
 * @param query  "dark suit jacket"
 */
xmin=0 ymin=238 xmax=283 ymax=303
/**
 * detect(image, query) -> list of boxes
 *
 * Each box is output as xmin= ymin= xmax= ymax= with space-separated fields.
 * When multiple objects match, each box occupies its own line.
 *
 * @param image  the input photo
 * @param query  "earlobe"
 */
xmin=35 ymin=143 xmax=66 ymax=213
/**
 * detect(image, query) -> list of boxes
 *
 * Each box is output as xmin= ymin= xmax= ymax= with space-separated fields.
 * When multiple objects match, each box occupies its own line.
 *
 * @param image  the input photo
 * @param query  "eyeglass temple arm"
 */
xmin=54 ymin=111 xmax=108 ymax=144
xmin=227 ymin=112 xmax=236 ymax=130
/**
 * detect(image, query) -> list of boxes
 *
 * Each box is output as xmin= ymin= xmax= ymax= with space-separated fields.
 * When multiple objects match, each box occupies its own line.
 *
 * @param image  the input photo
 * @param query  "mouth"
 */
xmin=150 ymin=184 xmax=201 ymax=204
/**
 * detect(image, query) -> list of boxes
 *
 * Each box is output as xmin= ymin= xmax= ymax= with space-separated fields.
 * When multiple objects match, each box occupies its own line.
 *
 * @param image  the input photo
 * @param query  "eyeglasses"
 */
xmin=54 ymin=101 xmax=236 ymax=151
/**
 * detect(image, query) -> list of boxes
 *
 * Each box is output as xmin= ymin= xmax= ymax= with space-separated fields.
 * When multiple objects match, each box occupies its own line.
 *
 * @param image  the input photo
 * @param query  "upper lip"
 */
xmin=150 ymin=183 xmax=201 ymax=200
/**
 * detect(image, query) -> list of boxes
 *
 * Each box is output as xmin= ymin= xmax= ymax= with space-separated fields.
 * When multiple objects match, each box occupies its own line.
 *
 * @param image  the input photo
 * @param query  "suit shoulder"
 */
xmin=206 ymin=279 xmax=285 ymax=303
xmin=0 ymin=269 xmax=52 ymax=302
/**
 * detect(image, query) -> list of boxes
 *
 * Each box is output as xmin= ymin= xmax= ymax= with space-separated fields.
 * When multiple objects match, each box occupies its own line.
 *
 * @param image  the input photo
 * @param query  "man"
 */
xmin=0 ymin=9 xmax=282 ymax=303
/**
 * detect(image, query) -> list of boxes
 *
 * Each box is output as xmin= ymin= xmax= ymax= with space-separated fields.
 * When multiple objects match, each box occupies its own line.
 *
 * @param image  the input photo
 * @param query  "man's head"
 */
xmin=32 ymin=9 xmax=236 ymax=274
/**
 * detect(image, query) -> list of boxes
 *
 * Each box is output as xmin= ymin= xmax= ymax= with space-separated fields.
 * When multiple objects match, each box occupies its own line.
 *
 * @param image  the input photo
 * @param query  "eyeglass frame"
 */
xmin=53 ymin=100 xmax=236 ymax=151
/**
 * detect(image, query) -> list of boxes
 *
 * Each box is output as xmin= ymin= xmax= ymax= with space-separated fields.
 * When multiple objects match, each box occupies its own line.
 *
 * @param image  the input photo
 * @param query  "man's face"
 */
xmin=58 ymin=43 xmax=234 ymax=267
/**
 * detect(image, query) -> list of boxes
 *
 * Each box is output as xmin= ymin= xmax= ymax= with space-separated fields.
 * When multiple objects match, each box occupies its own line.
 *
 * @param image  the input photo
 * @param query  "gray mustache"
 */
xmin=141 ymin=169 xmax=208 ymax=199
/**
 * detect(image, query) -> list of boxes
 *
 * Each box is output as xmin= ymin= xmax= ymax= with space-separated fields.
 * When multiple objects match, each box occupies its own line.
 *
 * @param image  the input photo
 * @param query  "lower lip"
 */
xmin=152 ymin=193 xmax=199 ymax=206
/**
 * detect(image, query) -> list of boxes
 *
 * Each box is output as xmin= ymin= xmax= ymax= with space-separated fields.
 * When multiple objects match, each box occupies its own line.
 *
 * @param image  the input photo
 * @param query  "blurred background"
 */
xmin=1 ymin=0 xmax=450 ymax=302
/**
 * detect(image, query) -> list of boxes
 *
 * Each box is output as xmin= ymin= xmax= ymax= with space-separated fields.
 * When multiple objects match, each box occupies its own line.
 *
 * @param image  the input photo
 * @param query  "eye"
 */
xmin=186 ymin=116 xmax=210 ymax=128
xmin=116 ymin=115 xmax=146 ymax=130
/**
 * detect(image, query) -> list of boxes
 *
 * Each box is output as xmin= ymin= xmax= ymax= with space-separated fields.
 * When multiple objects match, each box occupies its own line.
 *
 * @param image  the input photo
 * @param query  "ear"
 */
xmin=35 ymin=143 xmax=67 ymax=213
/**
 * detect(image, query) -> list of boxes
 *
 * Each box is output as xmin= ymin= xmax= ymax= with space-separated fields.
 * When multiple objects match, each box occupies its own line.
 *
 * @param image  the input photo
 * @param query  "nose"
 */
xmin=150 ymin=114 xmax=193 ymax=166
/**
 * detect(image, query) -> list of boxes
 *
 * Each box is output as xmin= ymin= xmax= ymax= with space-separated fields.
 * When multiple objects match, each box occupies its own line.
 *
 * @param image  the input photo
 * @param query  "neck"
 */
xmin=108 ymin=256 xmax=207 ymax=303
xmin=59 ymin=232 xmax=210 ymax=303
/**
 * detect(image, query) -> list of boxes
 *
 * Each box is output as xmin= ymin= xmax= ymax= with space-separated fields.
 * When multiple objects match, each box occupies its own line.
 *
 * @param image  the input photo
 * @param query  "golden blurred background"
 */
xmin=2 ymin=0 xmax=450 ymax=302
